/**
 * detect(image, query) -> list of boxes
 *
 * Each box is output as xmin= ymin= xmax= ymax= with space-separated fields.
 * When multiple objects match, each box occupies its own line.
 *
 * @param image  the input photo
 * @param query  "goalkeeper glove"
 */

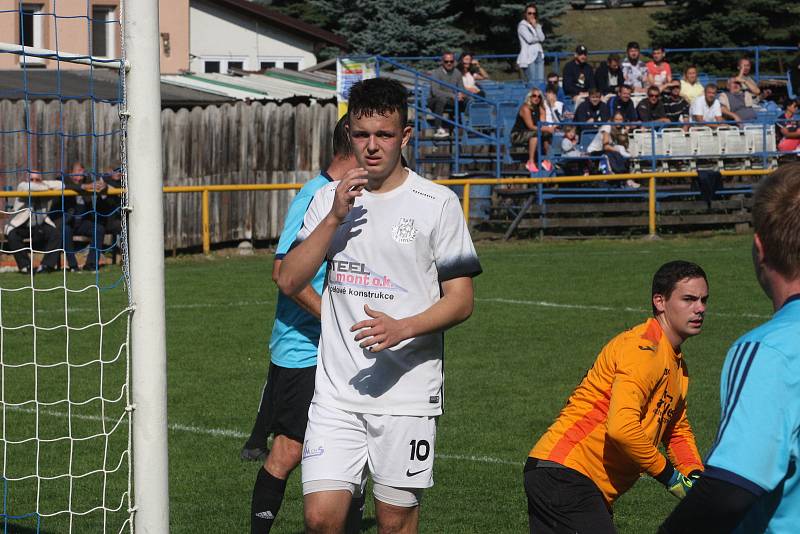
xmin=655 ymin=463 xmax=701 ymax=499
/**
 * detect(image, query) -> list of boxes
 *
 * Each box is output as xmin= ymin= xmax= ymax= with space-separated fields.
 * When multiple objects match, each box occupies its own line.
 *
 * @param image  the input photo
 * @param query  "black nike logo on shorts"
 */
xmin=406 ymin=468 xmax=429 ymax=477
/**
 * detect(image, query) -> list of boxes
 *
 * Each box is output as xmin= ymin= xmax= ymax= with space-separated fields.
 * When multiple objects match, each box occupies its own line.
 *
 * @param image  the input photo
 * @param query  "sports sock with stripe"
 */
xmin=251 ymin=466 xmax=287 ymax=534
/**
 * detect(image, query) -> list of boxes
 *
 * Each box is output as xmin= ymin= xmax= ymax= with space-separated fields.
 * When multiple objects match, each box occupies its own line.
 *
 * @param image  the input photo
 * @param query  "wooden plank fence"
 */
xmin=0 ymin=99 xmax=338 ymax=250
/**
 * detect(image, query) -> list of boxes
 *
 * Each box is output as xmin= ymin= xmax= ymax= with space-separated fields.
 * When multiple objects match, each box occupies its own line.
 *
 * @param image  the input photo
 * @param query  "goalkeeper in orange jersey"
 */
xmin=524 ymin=261 xmax=708 ymax=534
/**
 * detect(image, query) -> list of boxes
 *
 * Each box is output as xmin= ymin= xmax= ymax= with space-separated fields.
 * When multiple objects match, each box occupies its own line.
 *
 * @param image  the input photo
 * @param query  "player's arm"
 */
xmin=351 ymin=276 xmax=474 ymax=352
xmin=605 ymin=347 xmax=671 ymax=477
xmin=278 ymin=168 xmax=367 ymax=296
xmin=662 ymin=403 xmax=704 ymax=476
xmin=272 ymin=259 xmax=321 ymax=320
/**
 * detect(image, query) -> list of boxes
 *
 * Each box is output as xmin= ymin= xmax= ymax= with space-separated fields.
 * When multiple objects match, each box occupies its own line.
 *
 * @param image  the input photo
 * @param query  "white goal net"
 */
xmin=0 ymin=1 xmax=167 ymax=532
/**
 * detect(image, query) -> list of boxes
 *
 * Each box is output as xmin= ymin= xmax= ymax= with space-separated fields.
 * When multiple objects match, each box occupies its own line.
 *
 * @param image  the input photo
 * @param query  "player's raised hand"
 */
xmin=351 ymin=304 xmax=409 ymax=352
xmin=330 ymin=167 xmax=368 ymax=222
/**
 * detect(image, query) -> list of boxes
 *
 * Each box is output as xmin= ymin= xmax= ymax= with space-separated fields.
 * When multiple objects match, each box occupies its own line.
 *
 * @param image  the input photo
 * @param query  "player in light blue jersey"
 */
xmin=247 ymin=116 xmax=363 ymax=534
xmin=661 ymin=162 xmax=800 ymax=533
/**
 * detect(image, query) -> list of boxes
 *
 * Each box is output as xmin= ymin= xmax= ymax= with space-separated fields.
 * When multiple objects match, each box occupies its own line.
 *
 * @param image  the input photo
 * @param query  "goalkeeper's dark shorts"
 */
xmin=258 ymin=362 xmax=316 ymax=442
xmin=523 ymin=457 xmax=616 ymax=534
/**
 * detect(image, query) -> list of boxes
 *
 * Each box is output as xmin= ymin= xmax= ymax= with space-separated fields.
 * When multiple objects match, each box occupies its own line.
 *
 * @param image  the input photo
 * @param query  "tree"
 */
xmin=305 ymin=0 xmax=467 ymax=57
xmin=457 ymin=0 xmax=572 ymax=55
xmin=649 ymin=1 xmax=800 ymax=74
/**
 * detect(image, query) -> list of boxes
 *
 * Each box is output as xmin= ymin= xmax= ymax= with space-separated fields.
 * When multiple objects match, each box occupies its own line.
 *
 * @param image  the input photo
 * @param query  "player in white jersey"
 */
xmin=278 ymin=78 xmax=482 ymax=533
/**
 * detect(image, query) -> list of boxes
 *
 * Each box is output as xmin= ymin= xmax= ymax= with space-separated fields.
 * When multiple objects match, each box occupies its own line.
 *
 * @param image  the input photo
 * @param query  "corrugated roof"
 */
xmin=161 ymin=71 xmax=336 ymax=101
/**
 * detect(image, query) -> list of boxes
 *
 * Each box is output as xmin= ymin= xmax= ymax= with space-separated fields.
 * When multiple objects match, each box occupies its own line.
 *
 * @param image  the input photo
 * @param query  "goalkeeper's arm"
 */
xmin=659 ymin=473 xmax=760 ymax=534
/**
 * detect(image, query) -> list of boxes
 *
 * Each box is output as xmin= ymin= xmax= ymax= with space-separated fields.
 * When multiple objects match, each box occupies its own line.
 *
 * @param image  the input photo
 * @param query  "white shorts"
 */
xmin=301 ymin=402 xmax=437 ymax=490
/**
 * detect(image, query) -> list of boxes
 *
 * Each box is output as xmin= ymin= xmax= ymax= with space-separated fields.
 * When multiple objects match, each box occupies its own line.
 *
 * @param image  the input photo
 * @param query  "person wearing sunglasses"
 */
xmin=511 ymin=89 xmax=554 ymax=173
xmin=429 ymin=51 xmax=465 ymax=138
xmin=637 ymin=85 xmax=669 ymax=124
xmin=516 ymin=3 xmax=546 ymax=87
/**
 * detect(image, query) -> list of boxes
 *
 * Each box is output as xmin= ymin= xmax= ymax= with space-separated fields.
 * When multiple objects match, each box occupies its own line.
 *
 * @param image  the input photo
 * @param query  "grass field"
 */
xmin=2 ymin=233 xmax=772 ymax=533
xmin=557 ymin=5 xmax=665 ymax=53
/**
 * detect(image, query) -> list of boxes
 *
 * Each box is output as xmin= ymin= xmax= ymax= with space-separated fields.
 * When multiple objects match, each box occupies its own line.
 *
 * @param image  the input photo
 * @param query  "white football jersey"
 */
xmin=296 ymin=170 xmax=481 ymax=416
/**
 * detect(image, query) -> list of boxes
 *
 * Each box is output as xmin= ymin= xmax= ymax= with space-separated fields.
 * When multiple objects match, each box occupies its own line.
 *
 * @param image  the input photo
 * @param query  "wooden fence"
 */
xmin=0 ymin=99 xmax=338 ymax=249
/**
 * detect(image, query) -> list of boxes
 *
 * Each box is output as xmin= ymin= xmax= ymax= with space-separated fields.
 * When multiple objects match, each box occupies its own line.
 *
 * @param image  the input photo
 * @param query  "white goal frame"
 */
xmin=123 ymin=1 xmax=170 ymax=532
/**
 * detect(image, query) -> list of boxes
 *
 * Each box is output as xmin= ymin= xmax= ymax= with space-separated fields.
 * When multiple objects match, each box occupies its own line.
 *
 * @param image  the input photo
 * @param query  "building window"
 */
xmin=92 ymin=7 xmax=116 ymax=58
xmin=258 ymin=57 xmax=303 ymax=71
xmin=200 ymin=57 xmax=247 ymax=74
xmin=228 ymin=61 xmax=243 ymax=71
xmin=19 ymin=4 xmax=44 ymax=65
xmin=204 ymin=61 xmax=220 ymax=73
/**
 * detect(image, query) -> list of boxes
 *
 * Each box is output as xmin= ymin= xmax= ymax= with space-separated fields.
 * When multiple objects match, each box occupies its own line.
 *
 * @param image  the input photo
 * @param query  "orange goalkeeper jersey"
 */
xmin=529 ymin=318 xmax=703 ymax=506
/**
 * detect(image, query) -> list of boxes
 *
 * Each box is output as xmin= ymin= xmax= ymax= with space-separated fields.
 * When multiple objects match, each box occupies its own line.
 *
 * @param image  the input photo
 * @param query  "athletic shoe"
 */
xmin=625 ymin=179 xmax=641 ymax=189
xmin=18 ymin=266 xmax=31 ymax=275
xmin=525 ymin=161 xmax=539 ymax=173
xmin=541 ymin=160 xmax=553 ymax=172
xmin=35 ymin=265 xmax=56 ymax=275
xmin=82 ymin=264 xmax=101 ymax=273
xmin=433 ymin=128 xmax=449 ymax=139
xmin=240 ymin=446 xmax=268 ymax=462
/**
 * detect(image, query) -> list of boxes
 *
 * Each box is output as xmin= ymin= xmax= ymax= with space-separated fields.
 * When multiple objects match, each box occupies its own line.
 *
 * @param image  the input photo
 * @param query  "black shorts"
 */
xmin=523 ymin=457 xmax=616 ymax=534
xmin=259 ymin=362 xmax=316 ymax=442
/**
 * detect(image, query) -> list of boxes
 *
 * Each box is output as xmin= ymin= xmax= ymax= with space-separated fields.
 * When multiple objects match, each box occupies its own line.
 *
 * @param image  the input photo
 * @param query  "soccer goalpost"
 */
xmin=0 ymin=1 xmax=168 ymax=532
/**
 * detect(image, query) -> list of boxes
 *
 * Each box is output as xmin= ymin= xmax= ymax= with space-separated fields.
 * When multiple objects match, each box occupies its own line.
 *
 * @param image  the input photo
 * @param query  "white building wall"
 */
xmin=189 ymin=0 xmax=317 ymax=73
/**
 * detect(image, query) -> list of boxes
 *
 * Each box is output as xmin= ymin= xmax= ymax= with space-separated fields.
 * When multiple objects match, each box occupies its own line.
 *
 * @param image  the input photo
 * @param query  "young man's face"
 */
xmin=620 ymin=87 xmax=631 ymax=102
xmin=349 ymin=110 xmax=411 ymax=182
xmin=589 ymin=92 xmax=601 ymax=105
xmin=628 ymin=47 xmax=640 ymax=61
xmin=652 ymin=49 xmax=664 ymax=62
xmin=654 ymin=277 xmax=709 ymax=342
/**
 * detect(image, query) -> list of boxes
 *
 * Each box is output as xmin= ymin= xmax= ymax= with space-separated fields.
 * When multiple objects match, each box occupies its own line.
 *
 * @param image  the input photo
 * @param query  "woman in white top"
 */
xmin=459 ymin=53 xmax=488 ymax=97
xmin=516 ymin=3 xmax=545 ymax=87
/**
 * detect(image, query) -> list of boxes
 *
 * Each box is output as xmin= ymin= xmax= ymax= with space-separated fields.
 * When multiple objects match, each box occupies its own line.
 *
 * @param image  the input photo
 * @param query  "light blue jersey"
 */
xmin=704 ymin=294 xmax=800 ymax=533
xmin=268 ymin=172 xmax=332 ymax=368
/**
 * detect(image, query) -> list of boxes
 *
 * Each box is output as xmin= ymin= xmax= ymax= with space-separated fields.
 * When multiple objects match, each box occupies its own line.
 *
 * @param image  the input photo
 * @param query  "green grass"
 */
xmin=556 ymin=5 xmax=665 ymax=54
xmin=1 ymin=234 xmax=771 ymax=532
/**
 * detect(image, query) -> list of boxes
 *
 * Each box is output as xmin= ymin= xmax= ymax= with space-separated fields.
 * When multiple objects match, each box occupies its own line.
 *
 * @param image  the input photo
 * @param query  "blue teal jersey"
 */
xmin=704 ymin=294 xmax=800 ymax=533
xmin=268 ymin=172 xmax=332 ymax=368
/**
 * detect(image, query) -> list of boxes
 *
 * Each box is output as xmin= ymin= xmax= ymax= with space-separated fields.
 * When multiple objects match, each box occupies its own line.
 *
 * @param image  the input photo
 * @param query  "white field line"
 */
xmin=475 ymin=297 xmax=771 ymax=320
xmin=5 ymin=406 xmax=519 ymax=467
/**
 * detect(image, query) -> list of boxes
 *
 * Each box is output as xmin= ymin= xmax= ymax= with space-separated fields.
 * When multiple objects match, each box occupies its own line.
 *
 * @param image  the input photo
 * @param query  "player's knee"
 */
xmin=374 ymin=484 xmax=421 ymax=533
xmin=304 ymin=508 xmax=337 ymax=534
xmin=264 ymin=435 xmax=302 ymax=478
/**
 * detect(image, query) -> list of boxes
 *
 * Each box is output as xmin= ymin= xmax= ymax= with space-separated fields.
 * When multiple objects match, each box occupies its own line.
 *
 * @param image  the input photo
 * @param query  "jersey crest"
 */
xmin=392 ymin=217 xmax=418 ymax=244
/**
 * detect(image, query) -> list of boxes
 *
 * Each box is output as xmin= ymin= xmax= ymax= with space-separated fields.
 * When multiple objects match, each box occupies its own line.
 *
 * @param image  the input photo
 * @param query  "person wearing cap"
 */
xmin=563 ymin=45 xmax=595 ymax=100
xmin=622 ymin=41 xmax=648 ymax=92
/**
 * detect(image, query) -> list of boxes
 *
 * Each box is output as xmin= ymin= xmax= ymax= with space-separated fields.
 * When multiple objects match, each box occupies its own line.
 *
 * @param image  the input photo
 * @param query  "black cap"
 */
xmin=627 ymin=41 xmax=640 ymax=50
xmin=576 ymin=45 xmax=588 ymax=55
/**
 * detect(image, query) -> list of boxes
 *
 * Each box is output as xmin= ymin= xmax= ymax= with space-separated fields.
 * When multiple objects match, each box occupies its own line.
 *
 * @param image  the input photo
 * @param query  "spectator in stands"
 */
xmin=680 ymin=65 xmax=704 ymax=105
xmin=662 ymin=83 xmax=690 ymax=125
xmin=544 ymin=86 xmax=565 ymax=125
xmin=790 ymin=42 xmax=800 ymax=98
xmin=734 ymin=57 xmax=761 ymax=97
xmin=429 ymin=52 xmax=465 ymax=138
xmin=776 ymin=99 xmax=800 ymax=153
xmin=560 ymin=125 xmax=591 ymax=176
xmin=563 ymin=45 xmax=594 ymax=100
xmin=690 ymin=83 xmax=725 ymax=128
xmin=546 ymin=72 xmax=567 ymax=102
xmin=511 ymin=88 xmax=555 ymax=173
xmin=573 ymin=88 xmax=610 ymax=131
xmin=621 ymin=41 xmax=648 ymax=92
xmin=610 ymin=85 xmax=638 ymax=122
xmin=458 ymin=52 xmax=486 ymax=98
xmin=637 ymin=85 xmax=669 ymax=123
xmin=718 ymin=78 xmax=758 ymax=123
xmin=595 ymin=54 xmax=623 ymax=97
xmin=67 ymin=167 xmax=117 ymax=272
xmin=587 ymin=112 xmax=639 ymax=187
xmin=646 ymin=46 xmax=673 ymax=92
xmin=516 ymin=3 xmax=546 ymax=86
xmin=4 ymin=170 xmax=74 ymax=274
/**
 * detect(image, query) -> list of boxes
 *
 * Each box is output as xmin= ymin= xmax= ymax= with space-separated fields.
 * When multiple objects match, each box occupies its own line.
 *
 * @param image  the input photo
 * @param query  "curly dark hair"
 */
xmin=347 ymin=78 xmax=408 ymax=127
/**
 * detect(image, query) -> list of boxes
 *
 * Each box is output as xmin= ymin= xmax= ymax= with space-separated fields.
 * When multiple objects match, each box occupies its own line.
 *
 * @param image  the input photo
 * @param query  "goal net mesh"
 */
xmin=0 ymin=2 xmax=132 ymax=532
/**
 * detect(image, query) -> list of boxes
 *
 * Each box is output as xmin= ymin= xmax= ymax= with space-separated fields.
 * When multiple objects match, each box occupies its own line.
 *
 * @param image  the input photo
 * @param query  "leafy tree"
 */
xmin=649 ymin=1 xmax=800 ymax=74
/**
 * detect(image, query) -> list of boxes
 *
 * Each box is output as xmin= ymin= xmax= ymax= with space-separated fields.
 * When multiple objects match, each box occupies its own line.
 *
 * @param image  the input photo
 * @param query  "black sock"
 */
xmin=344 ymin=490 xmax=366 ymax=534
xmin=251 ymin=467 xmax=287 ymax=534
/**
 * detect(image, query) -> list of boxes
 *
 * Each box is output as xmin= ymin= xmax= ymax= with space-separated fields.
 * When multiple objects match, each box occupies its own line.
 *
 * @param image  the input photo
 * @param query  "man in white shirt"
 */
xmin=690 ymin=84 xmax=724 ymax=128
xmin=279 ymin=78 xmax=481 ymax=534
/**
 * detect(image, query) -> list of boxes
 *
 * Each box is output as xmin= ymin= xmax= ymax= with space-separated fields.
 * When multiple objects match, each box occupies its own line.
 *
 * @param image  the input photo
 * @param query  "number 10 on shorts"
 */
xmin=410 ymin=439 xmax=430 ymax=461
